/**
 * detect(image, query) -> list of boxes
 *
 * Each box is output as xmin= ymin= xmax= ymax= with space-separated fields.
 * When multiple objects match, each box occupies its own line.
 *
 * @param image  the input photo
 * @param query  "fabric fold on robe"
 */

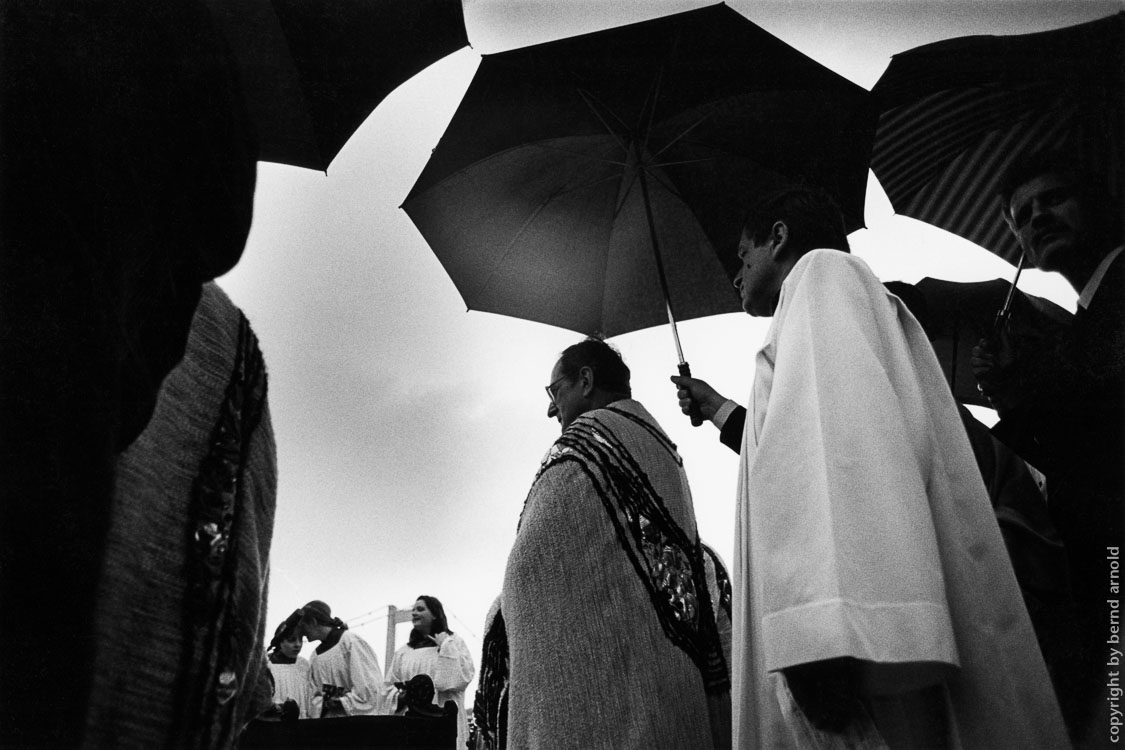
xmin=733 ymin=250 xmax=1068 ymax=749
xmin=308 ymin=630 xmax=394 ymax=717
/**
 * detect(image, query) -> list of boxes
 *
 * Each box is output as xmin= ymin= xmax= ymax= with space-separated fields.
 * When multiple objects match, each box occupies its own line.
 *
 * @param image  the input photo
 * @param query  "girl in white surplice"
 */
xmin=298 ymin=600 xmax=393 ymax=718
xmin=387 ymin=595 xmax=476 ymax=749
xmin=265 ymin=612 xmax=312 ymax=719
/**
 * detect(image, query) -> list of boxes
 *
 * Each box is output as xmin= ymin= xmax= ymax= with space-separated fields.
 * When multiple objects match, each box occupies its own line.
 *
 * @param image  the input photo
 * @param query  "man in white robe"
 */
xmin=672 ymin=187 xmax=1068 ymax=748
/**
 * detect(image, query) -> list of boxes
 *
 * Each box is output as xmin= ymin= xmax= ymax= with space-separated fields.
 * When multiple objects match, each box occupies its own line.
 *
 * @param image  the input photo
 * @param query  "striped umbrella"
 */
xmin=871 ymin=13 xmax=1124 ymax=265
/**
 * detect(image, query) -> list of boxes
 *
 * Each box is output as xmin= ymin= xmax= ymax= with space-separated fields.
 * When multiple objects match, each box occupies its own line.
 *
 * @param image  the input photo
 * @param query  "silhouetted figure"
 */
xmin=1 ymin=1 xmax=257 ymax=744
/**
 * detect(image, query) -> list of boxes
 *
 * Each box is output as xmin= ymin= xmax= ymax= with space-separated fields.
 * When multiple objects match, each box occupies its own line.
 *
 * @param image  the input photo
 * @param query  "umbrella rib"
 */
xmin=647 ymin=156 xmax=716 ymax=169
xmin=522 ymin=145 xmax=715 ymax=223
xmin=617 ymin=155 xmax=717 ymax=226
xmin=530 ymin=140 xmax=628 ymax=169
xmin=577 ymin=88 xmax=631 ymax=155
xmin=613 ymin=169 xmax=640 ymax=222
xmin=638 ymin=66 xmax=664 ymax=157
xmin=468 ymin=171 xmax=627 ymax=303
xmin=642 ymin=165 xmax=687 ymax=205
xmin=468 ymin=197 xmax=556 ymax=304
xmin=543 ymin=170 xmax=629 ymax=203
xmin=651 ymin=114 xmax=711 ymax=161
xmin=511 ymin=140 xmax=644 ymax=224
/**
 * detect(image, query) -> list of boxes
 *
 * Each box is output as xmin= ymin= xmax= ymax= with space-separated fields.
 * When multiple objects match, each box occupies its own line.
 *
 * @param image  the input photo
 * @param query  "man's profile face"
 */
xmin=1008 ymin=173 xmax=1088 ymax=273
xmin=546 ymin=360 xmax=585 ymax=431
xmin=733 ymin=229 xmax=782 ymax=317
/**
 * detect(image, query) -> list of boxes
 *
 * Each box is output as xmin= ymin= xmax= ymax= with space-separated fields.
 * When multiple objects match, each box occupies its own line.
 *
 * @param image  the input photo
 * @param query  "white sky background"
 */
xmin=217 ymin=0 xmax=1121 ymax=707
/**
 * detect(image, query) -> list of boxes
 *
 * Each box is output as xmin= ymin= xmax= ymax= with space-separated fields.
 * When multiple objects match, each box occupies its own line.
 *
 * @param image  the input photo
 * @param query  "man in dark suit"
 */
xmin=973 ymin=151 xmax=1124 ymax=746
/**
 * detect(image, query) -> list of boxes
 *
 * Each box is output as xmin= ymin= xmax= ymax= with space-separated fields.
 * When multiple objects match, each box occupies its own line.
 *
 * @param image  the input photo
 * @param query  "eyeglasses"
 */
xmin=545 ymin=374 xmax=568 ymax=404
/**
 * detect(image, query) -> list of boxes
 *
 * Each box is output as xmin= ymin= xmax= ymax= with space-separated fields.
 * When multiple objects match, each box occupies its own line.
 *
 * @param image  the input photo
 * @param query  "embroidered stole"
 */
xmin=173 ymin=312 xmax=268 ymax=747
xmin=523 ymin=406 xmax=729 ymax=695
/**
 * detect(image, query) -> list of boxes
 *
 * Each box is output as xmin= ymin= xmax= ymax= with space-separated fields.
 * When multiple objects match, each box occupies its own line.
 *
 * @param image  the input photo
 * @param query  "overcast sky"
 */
xmin=216 ymin=0 xmax=1120 ymax=706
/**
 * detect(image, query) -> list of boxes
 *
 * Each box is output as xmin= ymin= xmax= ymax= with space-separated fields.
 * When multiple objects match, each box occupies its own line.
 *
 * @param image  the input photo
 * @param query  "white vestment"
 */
xmin=268 ymin=657 xmax=312 ymax=719
xmin=503 ymin=399 xmax=727 ymax=750
xmin=388 ymin=635 xmax=476 ymax=749
xmin=733 ymin=250 xmax=1068 ymax=749
xmin=307 ymin=630 xmax=393 ymax=717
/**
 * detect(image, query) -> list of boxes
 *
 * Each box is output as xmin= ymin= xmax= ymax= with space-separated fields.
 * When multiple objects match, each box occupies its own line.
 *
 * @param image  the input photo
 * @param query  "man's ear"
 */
xmin=578 ymin=365 xmax=595 ymax=396
xmin=769 ymin=221 xmax=790 ymax=260
xmin=1001 ymin=205 xmax=1018 ymax=236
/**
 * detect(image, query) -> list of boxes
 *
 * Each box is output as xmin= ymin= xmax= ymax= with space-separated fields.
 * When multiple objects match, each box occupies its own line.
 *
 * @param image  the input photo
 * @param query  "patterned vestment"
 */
xmin=502 ymin=399 xmax=728 ymax=750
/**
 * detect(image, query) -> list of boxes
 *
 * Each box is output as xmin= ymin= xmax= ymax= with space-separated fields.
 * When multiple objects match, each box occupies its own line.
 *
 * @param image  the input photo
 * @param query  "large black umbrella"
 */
xmin=202 ymin=0 xmax=469 ymax=171
xmin=401 ymin=4 xmax=874 ymax=370
xmin=886 ymin=277 xmax=1073 ymax=407
xmin=871 ymin=13 xmax=1124 ymax=265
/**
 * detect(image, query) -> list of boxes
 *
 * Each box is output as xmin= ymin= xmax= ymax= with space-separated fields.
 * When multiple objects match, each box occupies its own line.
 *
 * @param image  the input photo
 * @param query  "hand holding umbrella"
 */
xmin=671 ymin=376 xmax=727 ymax=425
xmin=971 ymin=334 xmax=1020 ymax=413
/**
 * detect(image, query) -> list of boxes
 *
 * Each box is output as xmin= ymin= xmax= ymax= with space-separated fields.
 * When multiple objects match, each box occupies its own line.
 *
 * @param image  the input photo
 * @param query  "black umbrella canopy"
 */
xmin=402 ymin=3 xmax=874 ymax=339
xmin=203 ymin=0 xmax=469 ymax=171
xmin=871 ymin=13 xmax=1124 ymax=264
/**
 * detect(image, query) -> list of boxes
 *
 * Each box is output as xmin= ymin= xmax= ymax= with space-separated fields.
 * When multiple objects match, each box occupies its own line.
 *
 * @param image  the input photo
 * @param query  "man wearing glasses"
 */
xmin=499 ymin=337 xmax=730 ymax=750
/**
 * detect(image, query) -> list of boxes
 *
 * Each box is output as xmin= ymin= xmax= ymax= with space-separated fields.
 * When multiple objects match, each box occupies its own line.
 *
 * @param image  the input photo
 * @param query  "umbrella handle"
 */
xmin=994 ymin=252 xmax=1026 ymax=334
xmin=678 ymin=362 xmax=704 ymax=427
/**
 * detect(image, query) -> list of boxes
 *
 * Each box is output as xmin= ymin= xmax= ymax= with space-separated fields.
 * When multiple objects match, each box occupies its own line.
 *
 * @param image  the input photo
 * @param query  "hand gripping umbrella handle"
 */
xmin=678 ymin=362 xmax=704 ymax=427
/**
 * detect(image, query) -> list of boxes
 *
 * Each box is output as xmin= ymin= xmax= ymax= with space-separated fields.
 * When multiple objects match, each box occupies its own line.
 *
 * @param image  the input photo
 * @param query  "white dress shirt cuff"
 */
xmin=713 ymin=399 xmax=739 ymax=429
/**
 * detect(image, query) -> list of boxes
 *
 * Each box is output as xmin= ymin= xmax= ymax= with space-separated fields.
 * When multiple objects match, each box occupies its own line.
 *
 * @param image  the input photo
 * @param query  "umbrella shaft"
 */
xmin=636 ymin=153 xmax=686 ymax=365
xmin=665 ymin=299 xmax=686 ymax=364
xmin=996 ymin=252 xmax=1026 ymax=331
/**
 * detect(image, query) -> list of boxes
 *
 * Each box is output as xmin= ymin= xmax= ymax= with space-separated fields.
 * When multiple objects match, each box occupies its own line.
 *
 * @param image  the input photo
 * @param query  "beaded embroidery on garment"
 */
xmin=174 ymin=311 xmax=268 ymax=747
xmin=524 ymin=405 xmax=729 ymax=696
xmin=472 ymin=603 xmax=510 ymax=750
xmin=703 ymin=543 xmax=733 ymax=621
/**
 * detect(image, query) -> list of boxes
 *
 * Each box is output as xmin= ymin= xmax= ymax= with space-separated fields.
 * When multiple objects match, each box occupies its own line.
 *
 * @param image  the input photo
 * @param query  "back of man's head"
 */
xmin=741 ymin=186 xmax=851 ymax=258
xmin=998 ymin=149 xmax=1120 ymax=248
xmin=558 ymin=338 xmax=631 ymax=398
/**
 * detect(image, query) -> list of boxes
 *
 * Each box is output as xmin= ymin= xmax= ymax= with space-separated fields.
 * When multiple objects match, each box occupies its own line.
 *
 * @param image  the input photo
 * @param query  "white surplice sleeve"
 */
xmin=746 ymin=251 xmax=959 ymax=690
xmin=339 ymin=632 xmax=394 ymax=716
xmin=432 ymin=634 xmax=475 ymax=693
